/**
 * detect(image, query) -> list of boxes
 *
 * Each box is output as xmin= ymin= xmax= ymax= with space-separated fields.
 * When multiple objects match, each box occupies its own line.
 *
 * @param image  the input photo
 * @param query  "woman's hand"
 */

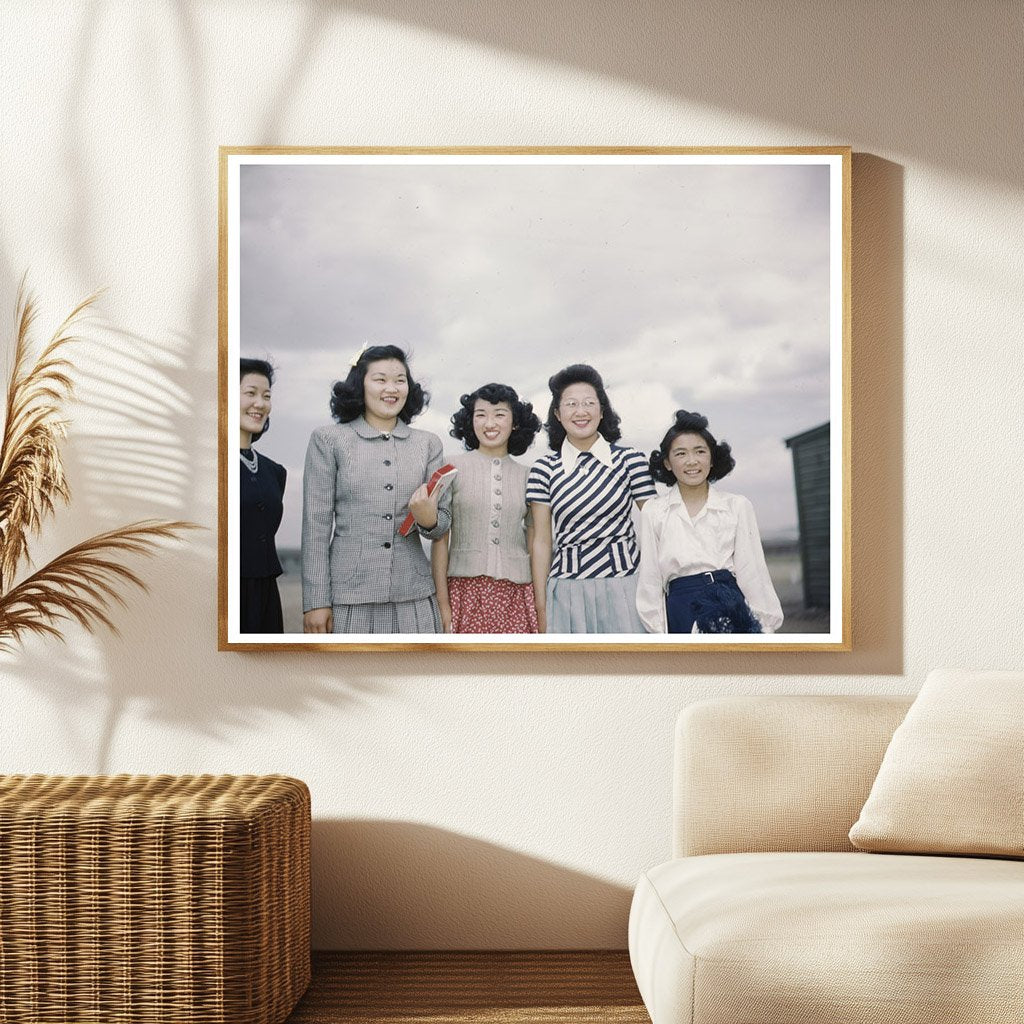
xmin=408 ymin=482 xmax=439 ymax=530
xmin=439 ymin=604 xmax=453 ymax=633
xmin=303 ymin=607 xmax=333 ymax=633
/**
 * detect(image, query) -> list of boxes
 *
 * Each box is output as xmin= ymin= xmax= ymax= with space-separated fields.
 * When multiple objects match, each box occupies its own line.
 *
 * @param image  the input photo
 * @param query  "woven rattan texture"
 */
xmin=0 ymin=774 xmax=311 ymax=1024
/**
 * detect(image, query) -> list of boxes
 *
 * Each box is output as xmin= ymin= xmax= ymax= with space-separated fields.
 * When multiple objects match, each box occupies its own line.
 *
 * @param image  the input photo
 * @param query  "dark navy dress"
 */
xmin=240 ymin=449 xmax=286 ymax=633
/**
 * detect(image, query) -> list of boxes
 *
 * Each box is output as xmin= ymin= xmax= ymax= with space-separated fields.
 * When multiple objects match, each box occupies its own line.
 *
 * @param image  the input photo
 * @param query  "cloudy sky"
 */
xmin=237 ymin=156 xmax=835 ymax=550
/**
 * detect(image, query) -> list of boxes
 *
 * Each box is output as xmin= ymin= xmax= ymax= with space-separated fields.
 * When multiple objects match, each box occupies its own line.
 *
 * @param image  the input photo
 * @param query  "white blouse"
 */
xmin=635 ymin=485 xmax=784 ymax=634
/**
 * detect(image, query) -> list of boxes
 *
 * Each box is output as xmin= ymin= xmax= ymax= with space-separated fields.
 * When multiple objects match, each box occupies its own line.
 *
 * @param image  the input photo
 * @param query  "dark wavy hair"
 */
xmin=649 ymin=409 xmax=735 ymax=485
xmin=449 ymin=383 xmax=542 ymax=457
xmin=329 ymin=344 xmax=428 ymax=424
xmin=240 ymin=357 xmax=274 ymax=439
xmin=544 ymin=363 xmax=621 ymax=451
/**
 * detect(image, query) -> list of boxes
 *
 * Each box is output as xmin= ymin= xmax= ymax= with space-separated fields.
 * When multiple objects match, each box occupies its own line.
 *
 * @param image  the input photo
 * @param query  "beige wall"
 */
xmin=2 ymin=1 xmax=1021 ymax=948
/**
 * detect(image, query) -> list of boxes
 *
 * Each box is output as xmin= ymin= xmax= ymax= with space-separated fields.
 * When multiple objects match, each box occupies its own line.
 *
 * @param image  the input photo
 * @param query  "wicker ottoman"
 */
xmin=0 ymin=774 xmax=310 ymax=1024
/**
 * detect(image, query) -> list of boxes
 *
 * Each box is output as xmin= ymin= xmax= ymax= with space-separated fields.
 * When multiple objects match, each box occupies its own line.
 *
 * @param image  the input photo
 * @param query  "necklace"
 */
xmin=239 ymin=448 xmax=259 ymax=473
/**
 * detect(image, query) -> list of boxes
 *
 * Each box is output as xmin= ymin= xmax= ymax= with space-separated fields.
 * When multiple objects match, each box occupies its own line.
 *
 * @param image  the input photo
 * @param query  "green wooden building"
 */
xmin=785 ymin=422 xmax=830 ymax=609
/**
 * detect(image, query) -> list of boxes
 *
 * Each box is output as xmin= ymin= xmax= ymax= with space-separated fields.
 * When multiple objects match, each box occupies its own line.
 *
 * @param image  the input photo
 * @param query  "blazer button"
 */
xmin=384 ymin=483 xmax=393 ymax=491
xmin=383 ymin=513 xmax=393 ymax=520
xmin=383 ymin=542 xmax=392 ymax=549
xmin=383 ymin=459 xmax=392 ymax=466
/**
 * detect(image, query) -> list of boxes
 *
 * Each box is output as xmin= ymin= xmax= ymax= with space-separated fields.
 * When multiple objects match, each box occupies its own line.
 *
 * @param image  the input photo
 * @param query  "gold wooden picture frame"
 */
xmin=219 ymin=147 xmax=850 ymax=652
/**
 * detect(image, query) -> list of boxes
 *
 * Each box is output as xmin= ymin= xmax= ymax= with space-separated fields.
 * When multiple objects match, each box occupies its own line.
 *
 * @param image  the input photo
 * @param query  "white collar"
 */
xmin=665 ymin=482 xmax=727 ymax=520
xmin=560 ymin=434 xmax=613 ymax=477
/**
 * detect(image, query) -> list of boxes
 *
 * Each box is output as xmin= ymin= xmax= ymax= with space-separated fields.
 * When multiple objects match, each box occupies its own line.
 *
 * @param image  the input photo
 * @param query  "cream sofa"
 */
xmin=628 ymin=694 xmax=1024 ymax=1024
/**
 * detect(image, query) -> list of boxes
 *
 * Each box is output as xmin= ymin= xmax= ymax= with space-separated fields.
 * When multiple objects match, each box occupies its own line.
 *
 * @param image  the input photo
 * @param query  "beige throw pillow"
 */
xmin=850 ymin=668 xmax=1024 ymax=857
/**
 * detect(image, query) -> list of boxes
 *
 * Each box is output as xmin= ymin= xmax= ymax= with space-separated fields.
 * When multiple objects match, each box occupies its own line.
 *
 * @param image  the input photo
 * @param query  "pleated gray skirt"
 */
xmin=332 ymin=596 xmax=441 ymax=634
xmin=546 ymin=574 xmax=645 ymax=634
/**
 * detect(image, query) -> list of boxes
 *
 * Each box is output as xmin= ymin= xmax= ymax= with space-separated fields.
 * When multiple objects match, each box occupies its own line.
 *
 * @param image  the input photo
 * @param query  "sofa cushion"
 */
xmin=629 ymin=852 xmax=1024 ymax=1024
xmin=849 ymin=668 xmax=1024 ymax=857
xmin=675 ymin=695 xmax=912 ymax=857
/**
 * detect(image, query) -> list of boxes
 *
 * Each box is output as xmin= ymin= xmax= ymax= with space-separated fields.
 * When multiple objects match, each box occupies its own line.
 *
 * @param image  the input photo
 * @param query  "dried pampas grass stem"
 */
xmin=0 ymin=278 xmax=199 ymax=651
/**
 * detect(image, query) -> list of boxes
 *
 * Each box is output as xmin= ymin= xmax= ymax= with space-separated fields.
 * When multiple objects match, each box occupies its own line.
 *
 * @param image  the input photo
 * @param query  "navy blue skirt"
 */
xmin=666 ymin=570 xmax=763 ymax=634
xmin=240 ymin=576 xmax=284 ymax=633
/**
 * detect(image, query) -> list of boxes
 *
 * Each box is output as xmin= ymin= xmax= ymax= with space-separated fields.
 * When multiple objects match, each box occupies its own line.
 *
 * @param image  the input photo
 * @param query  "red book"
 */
xmin=398 ymin=464 xmax=458 ymax=536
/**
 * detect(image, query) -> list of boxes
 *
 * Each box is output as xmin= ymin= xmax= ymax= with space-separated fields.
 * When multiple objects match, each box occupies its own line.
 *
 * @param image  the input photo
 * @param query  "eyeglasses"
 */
xmin=560 ymin=399 xmax=599 ymax=410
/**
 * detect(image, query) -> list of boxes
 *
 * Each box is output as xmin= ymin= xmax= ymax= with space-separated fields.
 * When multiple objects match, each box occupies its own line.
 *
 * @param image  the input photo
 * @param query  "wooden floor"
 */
xmin=286 ymin=951 xmax=650 ymax=1023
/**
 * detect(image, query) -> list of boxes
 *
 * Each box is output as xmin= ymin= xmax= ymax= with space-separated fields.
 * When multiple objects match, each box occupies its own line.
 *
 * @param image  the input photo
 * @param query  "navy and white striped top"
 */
xmin=526 ymin=444 xmax=656 ymax=579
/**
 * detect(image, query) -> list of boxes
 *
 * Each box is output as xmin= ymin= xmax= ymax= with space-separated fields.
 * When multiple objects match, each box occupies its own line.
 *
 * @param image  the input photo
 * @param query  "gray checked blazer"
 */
xmin=301 ymin=417 xmax=452 ymax=611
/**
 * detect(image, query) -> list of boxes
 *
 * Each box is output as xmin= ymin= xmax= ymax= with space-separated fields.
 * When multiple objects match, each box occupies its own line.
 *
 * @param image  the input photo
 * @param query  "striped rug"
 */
xmin=287 ymin=951 xmax=649 ymax=1023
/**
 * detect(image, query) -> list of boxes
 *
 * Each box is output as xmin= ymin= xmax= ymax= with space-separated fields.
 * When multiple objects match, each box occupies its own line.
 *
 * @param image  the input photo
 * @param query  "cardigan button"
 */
xmin=384 ymin=483 xmax=393 ymax=491
xmin=383 ymin=542 xmax=392 ymax=549
xmin=383 ymin=513 xmax=393 ymax=521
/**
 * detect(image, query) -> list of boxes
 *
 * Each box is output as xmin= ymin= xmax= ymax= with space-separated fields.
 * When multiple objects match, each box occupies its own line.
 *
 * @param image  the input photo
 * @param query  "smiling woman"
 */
xmin=526 ymin=364 xmax=656 ymax=634
xmin=635 ymin=409 xmax=783 ymax=635
xmin=432 ymin=382 xmax=543 ymax=634
xmin=239 ymin=357 xmax=287 ymax=634
xmin=299 ymin=344 xmax=452 ymax=635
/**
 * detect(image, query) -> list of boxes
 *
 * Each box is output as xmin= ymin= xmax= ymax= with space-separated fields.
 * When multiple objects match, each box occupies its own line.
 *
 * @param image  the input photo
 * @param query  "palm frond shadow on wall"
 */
xmin=0 ymin=278 xmax=198 ymax=651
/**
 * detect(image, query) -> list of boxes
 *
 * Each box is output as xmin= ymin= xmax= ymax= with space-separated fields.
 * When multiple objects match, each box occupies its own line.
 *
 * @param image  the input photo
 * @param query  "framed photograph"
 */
xmin=219 ymin=147 xmax=850 ymax=652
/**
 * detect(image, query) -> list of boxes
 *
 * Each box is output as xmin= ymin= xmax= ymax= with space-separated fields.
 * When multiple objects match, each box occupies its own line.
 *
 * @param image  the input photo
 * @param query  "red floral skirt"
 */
xmin=448 ymin=575 xmax=539 ymax=634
